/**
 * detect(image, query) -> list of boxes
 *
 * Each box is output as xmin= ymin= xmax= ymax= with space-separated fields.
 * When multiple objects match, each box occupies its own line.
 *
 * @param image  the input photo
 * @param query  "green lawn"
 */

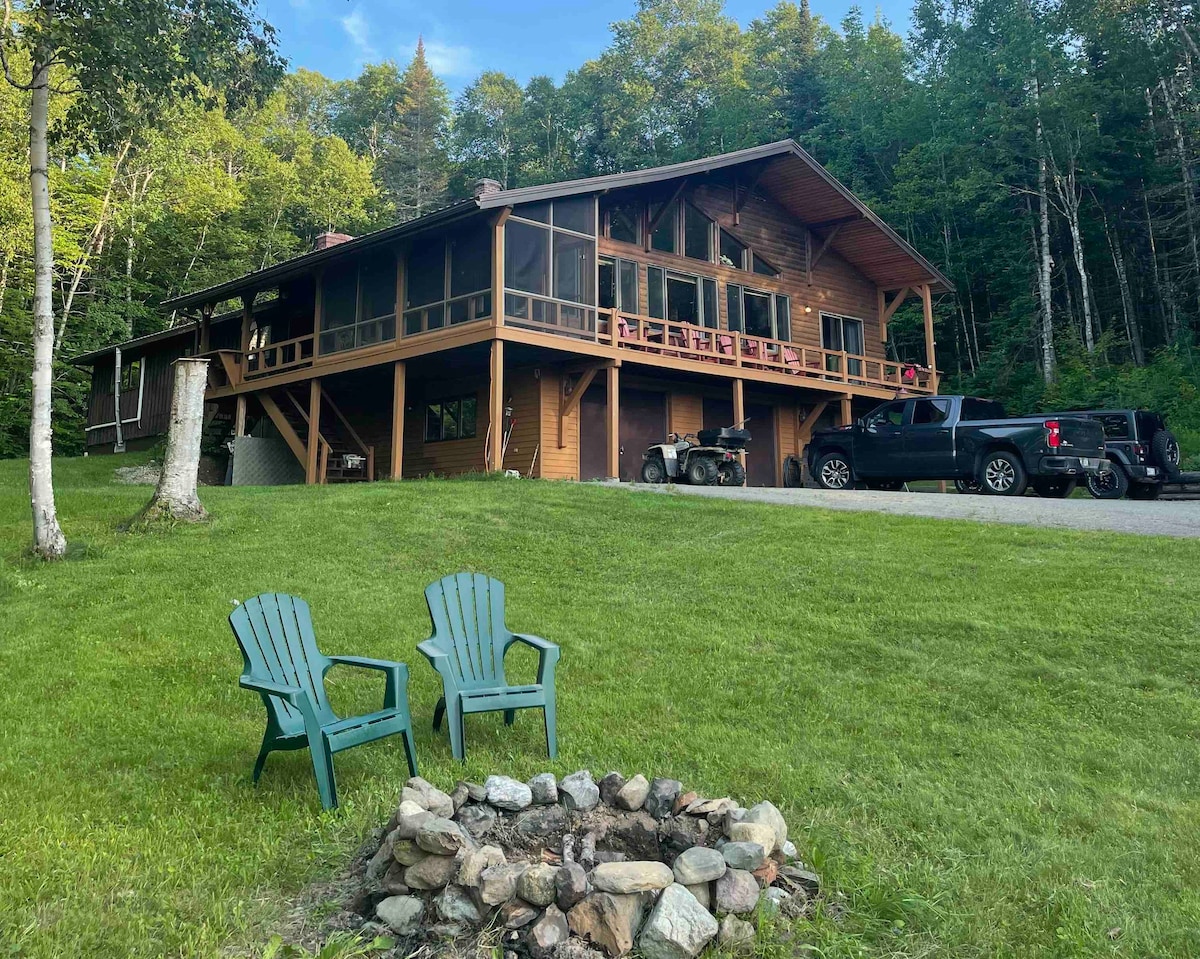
xmin=2 ymin=455 xmax=1200 ymax=958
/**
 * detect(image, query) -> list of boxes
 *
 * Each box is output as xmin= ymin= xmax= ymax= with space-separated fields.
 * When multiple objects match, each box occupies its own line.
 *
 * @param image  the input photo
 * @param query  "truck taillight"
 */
xmin=1045 ymin=420 xmax=1062 ymax=448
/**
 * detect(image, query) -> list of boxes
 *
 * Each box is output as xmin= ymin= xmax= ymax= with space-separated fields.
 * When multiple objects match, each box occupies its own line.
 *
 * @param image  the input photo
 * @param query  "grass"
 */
xmin=2 ymin=454 xmax=1200 ymax=958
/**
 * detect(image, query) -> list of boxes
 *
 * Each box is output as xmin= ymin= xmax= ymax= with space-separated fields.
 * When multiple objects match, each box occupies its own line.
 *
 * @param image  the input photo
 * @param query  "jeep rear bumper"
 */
xmin=1124 ymin=464 xmax=1162 ymax=483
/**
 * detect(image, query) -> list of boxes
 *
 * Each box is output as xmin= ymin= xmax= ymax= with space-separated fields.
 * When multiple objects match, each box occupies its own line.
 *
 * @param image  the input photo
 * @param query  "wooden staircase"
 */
xmin=258 ymin=385 xmax=374 ymax=483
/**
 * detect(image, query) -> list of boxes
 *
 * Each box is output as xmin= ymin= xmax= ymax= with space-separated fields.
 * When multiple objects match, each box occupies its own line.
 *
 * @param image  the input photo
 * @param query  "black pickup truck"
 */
xmin=805 ymin=395 xmax=1106 ymax=496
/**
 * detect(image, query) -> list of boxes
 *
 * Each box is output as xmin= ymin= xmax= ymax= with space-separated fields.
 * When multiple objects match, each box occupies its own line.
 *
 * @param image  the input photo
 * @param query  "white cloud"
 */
xmin=421 ymin=39 xmax=476 ymax=78
xmin=341 ymin=7 xmax=378 ymax=60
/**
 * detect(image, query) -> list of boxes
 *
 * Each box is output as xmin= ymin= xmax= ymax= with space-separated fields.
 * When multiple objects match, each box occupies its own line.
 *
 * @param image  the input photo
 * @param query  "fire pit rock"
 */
xmin=345 ymin=773 xmax=821 ymax=958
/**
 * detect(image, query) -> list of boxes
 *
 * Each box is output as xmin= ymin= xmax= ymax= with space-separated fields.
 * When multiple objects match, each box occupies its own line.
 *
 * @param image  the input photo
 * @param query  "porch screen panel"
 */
xmin=320 ymin=265 xmax=358 ymax=353
xmin=504 ymin=201 xmax=596 ymax=337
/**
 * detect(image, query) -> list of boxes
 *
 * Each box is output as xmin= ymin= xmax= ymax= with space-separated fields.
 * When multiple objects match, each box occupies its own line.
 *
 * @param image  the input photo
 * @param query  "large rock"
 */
xmin=381 ymin=861 xmax=409 ymax=896
xmin=721 ymin=842 xmax=766 ymax=872
xmin=591 ymin=861 xmax=674 ymax=895
xmin=417 ymin=817 xmax=474 ymax=855
xmin=530 ymin=772 xmax=559 ymax=805
xmin=376 ymin=895 xmax=425 ymax=935
xmin=672 ymin=791 xmax=699 ymax=815
xmin=741 ymin=801 xmax=787 ymax=853
xmin=517 ymin=804 xmax=569 ymax=839
xmin=567 ymin=892 xmax=649 ymax=957
xmin=486 ymin=775 xmax=534 ymax=811
xmin=405 ymin=853 xmax=459 ymax=890
xmin=643 ymin=779 xmax=682 ymax=819
xmin=714 ymin=869 xmax=758 ymax=915
xmin=531 ymin=904 xmax=570 ymax=953
xmin=450 ymin=781 xmax=471 ymax=813
xmin=598 ymin=772 xmax=626 ymax=806
xmin=728 ymin=822 xmax=775 ymax=857
xmin=637 ymin=884 xmax=718 ymax=959
xmin=718 ymin=914 xmax=755 ymax=951
xmin=560 ymin=770 xmax=601 ymax=811
xmin=615 ymin=775 xmax=650 ymax=812
xmin=480 ymin=863 xmax=527 ymax=905
xmin=518 ymin=863 xmax=561 ymax=907
xmin=456 ymin=803 xmax=499 ymax=838
xmin=436 ymin=883 xmax=483 ymax=924
xmin=502 ymin=899 xmax=540 ymax=929
xmin=672 ymin=847 xmax=726 ymax=885
xmin=366 ymin=830 xmax=398 ymax=884
xmin=684 ymin=883 xmax=710 ymax=911
xmin=393 ymin=838 xmax=428 ymax=866
xmin=660 ymin=816 xmax=708 ymax=859
xmin=403 ymin=776 xmax=455 ymax=818
xmin=556 ymin=862 xmax=589 ymax=911
xmin=393 ymin=801 xmax=435 ymax=839
xmin=458 ymin=844 xmax=506 ymax=888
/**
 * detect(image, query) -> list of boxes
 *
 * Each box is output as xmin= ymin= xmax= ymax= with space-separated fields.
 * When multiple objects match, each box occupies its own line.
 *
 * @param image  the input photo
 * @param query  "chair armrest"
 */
xmin=328 ymin=656 xmax=410 ymax=712
xmin=418 ymin=640 xmax=460 ymax=691
xmin=239 ymin=675 xmax=305 ymax=705
xmin=508 ymin=633 xmax=560 ymax=686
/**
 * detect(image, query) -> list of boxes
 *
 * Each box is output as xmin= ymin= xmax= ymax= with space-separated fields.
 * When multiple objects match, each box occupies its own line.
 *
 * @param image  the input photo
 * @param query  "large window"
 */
xmin=821 ymin=312 xmax=866 ymax=376
xmin=403 ymin=228 xmax=493 ymax=336
xmin=648 ymin=198 xmax=714 ymax=265
xmin=727 ymin=284 xmax=791 ymax=340
xmin=646 ymin=267 xmax=718 ymax=328
xmin=602 ymin=197 xmax=642 ymax=245
xmin=504 ymin=198 xmax=597 ymax=336
xmin=320 ymin=252 xmax=397 ymax=353
xmin=424 ymin=394 xmax=478 ymax=443
xmin=599 ymin=255 xmax=639 ymax=313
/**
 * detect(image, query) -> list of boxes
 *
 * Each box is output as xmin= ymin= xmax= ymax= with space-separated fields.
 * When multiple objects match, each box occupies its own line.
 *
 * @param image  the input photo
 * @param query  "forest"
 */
xmin=3 ymin=0 xmax=1200 ymax=464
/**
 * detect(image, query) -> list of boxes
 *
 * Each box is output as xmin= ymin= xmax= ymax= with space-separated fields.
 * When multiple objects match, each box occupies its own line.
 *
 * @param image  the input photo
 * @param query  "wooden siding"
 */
xmin=85 ymin=340 xmax=181 ymax=449
xmin=538 ymin=367 xmax=581 ymax=481
xmin=667 ymin=390 xmax=704 ymax=438
xmin=401 ymin=375 xmax=489 ymax=478
xmin=501 ymin=369 xmax=541 ymax=476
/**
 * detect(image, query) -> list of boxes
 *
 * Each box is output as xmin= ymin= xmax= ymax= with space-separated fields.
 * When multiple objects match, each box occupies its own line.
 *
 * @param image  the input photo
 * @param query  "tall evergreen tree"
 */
xmin=386 ymin=39 xmax=451 ymax=219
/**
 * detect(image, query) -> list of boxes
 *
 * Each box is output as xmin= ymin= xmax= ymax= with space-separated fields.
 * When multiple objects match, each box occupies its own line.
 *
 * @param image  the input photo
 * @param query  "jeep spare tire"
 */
xmin=1151 ymin=429 xmax=1182 ymax=478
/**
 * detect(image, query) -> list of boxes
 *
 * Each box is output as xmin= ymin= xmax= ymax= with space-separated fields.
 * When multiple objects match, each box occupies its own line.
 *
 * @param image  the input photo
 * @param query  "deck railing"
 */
xmin=244 ymin=332 xmax=315 ymax=379
xmin=598 ymin=309 xmax=935 ymax=393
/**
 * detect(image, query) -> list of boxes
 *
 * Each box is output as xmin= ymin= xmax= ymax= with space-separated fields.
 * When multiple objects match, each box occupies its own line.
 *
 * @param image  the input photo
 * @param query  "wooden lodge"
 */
xmin=74 ymin=140 xmax=953 ymax=487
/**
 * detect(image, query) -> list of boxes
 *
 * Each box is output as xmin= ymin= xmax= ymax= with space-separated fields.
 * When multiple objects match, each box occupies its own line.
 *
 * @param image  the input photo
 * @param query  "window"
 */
xmin=728 ymin=284 xmax=791 ymax=339
xmin=683 ymin=203 xmax=713 ymax=262
xmin=504 ymin=198 xmax=597 ymax=336
xmin=752 ymin=253 xmax=779 ymax=277
xmin=647 ymin=268 xmax=719 ymax=328
xmin=599 ymin=256 xmax=639 ymax=312
xmin=603 ymin=198 xmax=642 ymax=245
xmin=424 ymin=394 xmax=478 ymax=442
xmin=1096 ymin=413 xmax=1131 ymax=439
xmin=320 ymin=253 xmax=398 ymax=353
xmin=119 ymin=358 xmax=141 ymax=392
xmin=719 ymin=229 xmax=747 ymax=268
xmin=962 ymin=398 xmax=1006 ymax=420
xmin=911 ymin=398 xmax=952 ymax=425
xmin=865 ymin=401 xmax=906 ymax=429
xmin=821 ymin=313 xmax=865 ymax=376
xmin=650 ymin=200 xmax=678 ymax=253
xmin=404 ymin=228 xmax=492 ymax=335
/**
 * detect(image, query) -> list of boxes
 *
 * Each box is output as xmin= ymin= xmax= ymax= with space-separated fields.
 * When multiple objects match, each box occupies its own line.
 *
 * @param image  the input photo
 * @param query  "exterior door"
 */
xmin=855 ymin=399 xmax=908 ymax=477
xmin=903 ymin=397 xmax=955 ymax=477
xmin=619 ymin=388 xmax=667 ymax=481
xmin=702 ymin=397 xmax=776 ymax=486
xmin=579 ymin=385 xmax=607 ymax=480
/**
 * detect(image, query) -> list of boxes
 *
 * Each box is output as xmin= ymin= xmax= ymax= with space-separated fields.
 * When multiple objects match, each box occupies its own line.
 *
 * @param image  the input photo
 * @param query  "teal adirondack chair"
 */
xmin=419 ymin=573 xmax=559 ymax=761
xmin=230 ymin=592 xmax=418 ymax=810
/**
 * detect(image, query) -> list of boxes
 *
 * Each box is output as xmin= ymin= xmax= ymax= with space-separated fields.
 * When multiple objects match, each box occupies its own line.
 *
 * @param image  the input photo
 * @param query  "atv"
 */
xmin=640 ymin=426 xmax=751 ymax=486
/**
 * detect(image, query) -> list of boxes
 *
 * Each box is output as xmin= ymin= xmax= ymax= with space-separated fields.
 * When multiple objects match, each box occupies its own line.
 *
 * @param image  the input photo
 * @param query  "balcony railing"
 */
xmin=598 ymin=309 xmax=935 ymax=392
xmin=244 ymin=333 xmax=315 ymax=379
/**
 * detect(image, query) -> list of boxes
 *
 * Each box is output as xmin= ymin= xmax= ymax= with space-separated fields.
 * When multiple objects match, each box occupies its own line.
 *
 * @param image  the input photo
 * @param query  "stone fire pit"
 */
xmin=343 ymin=770 xmax=822 ymax=959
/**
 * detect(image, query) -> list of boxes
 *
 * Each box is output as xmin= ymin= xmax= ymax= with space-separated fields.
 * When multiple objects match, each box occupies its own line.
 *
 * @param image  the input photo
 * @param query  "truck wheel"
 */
xmin=980 ymin=451 xmax=1027 ymax=496
xmin=1085 ymin=465 xmax=1127 ymax=499
xmin=814 ymin=452 xmax=853 ymax=490
xmin=783 ymin=455 xmax=804 ymax=488
xmin=1151 ymin=429 xmax=1182 ymax=478
xmin=1032 ymin=478 xmax=1077 ymax=498
xmin=954 ymin=478 xmax=983 ymax=494
xmin=1128 ymin=482 xmax=1163 ymax=500
xmin=687 ymin=457 xmax=719 ymax=486
xmin=641 ymin=456 xmax=667 ymax=484
xmin=717 ymin=460 xmax=746 ymax=487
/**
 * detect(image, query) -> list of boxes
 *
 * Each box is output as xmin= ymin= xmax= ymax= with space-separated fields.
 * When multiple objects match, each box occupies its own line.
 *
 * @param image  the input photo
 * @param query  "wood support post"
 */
xmin=391 ymin=361 xmax=405 ymax=480
xmin=234 ymin=395 xmax=247 ymax=437
xmin=605 ymin=364 xmax=620 ymax=480
xmin=492 ymin=208 xmax=511 ymax=324
xmin=920 ymin=283 xmax=938 ymax=392
xmin=199 ymin=304 xmax=213 ymax=353
xmin=489 ymin=340 xmax=505 ymax=471
xmin=797 ymin=400 xmax=828 ymax=450
xmin=240 ymin=294 xmax=254 ymax=354
xmin=732 ymin=378 xmax=746 ymax=471
xmin=839 ymin=393 xmax=853 ymax=427
xmin=306 ymin=377 xmax=321 ymax=485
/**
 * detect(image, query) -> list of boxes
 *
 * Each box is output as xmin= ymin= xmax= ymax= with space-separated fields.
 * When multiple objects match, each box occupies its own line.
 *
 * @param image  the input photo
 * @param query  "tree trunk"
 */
xmin=1051 ymin=151 xmax=1095 ymax=352
xmin=143 ymin=358 xmax=210 ymax=522
xmin=28 ymin=54 xmax=67 ymax=560
xmin=1160 ymin=78 xmax=1200 ymax=320
xmin=1033 ymin=76 xmax=1056 ymax=382
xmin=1102 ymin=209 xmax=1144 ymax=364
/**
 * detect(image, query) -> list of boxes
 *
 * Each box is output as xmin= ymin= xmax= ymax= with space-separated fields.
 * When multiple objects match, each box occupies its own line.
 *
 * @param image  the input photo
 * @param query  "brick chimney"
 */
xmin=473 ymin=178 xmax=503 ymax=199
xmin=314 ymin=231 xmax=354 ymax=251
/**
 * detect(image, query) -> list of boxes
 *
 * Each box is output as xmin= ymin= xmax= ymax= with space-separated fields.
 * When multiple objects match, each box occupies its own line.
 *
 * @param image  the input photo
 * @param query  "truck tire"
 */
xmin=687 ymin=457 xmax=719 ymax=486
xmin=641 ymin=456 xmax=667 ymax=484
xmin=717 ymin=460 xmax=746 ymax=487
xmin=979 ymin=450 xmax=1027 ymax=496
xmin=1085 ymin=464 xmax=1128 ymax=499
xmin=814 ymin=452 xmax=854 ymax=490
xmin=1151 ymin=429 xmax=1182 ymax=478
xmin=1032 ymin=477 xmax=1077 ymax=498
xmin=1128 ymin=482 xmax=1163 ymax=500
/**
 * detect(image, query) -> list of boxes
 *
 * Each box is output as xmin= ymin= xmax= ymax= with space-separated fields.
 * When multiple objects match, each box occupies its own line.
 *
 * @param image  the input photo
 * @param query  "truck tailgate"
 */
xmin=1058 ymin=417 xmax=1105 ymax=455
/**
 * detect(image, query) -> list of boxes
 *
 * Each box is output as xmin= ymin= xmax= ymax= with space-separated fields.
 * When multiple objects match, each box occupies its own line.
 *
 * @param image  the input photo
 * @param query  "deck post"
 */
xmin=921 ymin=283 xmax=938 ymax=392
xmin=732 ymin=377 xmax=746 ymax=473
xmin=199 ymin=303 xmax=213 ymax=353
xmin=234 ymin=395 xmax=247 ymax=437
xmin=240 ymin=294 xmax=254 ymax=354
xmin=489 ymin=339 xmax=505 ymax=471
xmin=492 ymin=208 xmax=511 ymax=328
xmin=306 ymin=378 xmax=322 ymax=485
xmin=605 ymin=364 xmax=620 ymax=480
xmin=391 ymin=361 xmax=406 ymax=480
xmin=839 ymin=393 xmax=853 ymax=427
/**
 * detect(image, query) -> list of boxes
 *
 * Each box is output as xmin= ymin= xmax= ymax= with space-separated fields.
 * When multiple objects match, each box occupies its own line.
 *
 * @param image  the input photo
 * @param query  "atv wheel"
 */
xmin=1151 ymin=429 xmax=1182 ymax=478
xmin=1086 ymin=464 xmax=1127 ymax=499
xmin=814 ymin=452 xmax=853 ymax=490
xmin=641 ymin=456 xmax=667 ymax=484
xmin=686 ymin=456 xmax=719 ymax=486
xmin=1128 ymin=482 xmax=1163 ymax=500
xmin=717 ymin=460 xmax=746 ymax=487
xmin=1032 ymin=477 xmax=1077 ymax=498
xmin=954 ymin=478 xmax=983 ymax=494
xmin=980 ymin=451 xmax=1027 ymax=496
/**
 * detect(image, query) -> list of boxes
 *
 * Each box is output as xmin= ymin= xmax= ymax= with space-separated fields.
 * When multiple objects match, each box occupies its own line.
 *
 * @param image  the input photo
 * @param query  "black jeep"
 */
xmin=1049 ymin=409 xmax=1182 ymax=500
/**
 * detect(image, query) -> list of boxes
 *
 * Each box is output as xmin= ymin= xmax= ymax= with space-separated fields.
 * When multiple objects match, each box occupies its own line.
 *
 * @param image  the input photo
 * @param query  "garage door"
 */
xmin=579 ymin=386 xmax=607 ymax=480
xmin=620 ymin=389 xmax=667 ymax=482
xmin=703 ymin=397 xmax=777 ymax=486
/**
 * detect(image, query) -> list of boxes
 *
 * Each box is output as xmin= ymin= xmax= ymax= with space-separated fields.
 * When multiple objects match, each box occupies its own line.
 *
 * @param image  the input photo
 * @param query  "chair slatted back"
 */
xmin=230 ymin=593 xmax=336 ymax=732
xmin=424 ymin=573 xmax=509 ymax=690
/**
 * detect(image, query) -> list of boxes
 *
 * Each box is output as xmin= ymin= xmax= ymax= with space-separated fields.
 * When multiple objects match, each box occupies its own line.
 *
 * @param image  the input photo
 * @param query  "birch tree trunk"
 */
xmin=1101 ymin=209 xmax=1144 ymax=364
xmin=144 ymin=358 xmax=210 ymax=522
xmin=1160 ymin=78 xmax=1200 ymax=319
xmin=28 ymin=52 xmax=67 ymax=560
xmin=1051 ymin=150 xmax=1095 ymax=352
xmin=1033 ymin=79 xmax=1056 ymax=382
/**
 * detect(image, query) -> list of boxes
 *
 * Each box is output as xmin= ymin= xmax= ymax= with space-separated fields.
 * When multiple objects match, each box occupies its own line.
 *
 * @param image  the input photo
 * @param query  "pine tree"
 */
xmin=386 ymin=39 xmax=450 ymax=220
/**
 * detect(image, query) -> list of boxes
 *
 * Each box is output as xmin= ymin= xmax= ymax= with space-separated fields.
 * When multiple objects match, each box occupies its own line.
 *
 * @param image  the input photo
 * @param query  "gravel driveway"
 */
xmin=630 ymin=483 xmax=1200 ymax=538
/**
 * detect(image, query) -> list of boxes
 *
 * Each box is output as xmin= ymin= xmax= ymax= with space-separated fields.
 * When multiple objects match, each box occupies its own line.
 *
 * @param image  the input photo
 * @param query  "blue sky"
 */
xmin=258 ymin=0 xmax=911 ymax=94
